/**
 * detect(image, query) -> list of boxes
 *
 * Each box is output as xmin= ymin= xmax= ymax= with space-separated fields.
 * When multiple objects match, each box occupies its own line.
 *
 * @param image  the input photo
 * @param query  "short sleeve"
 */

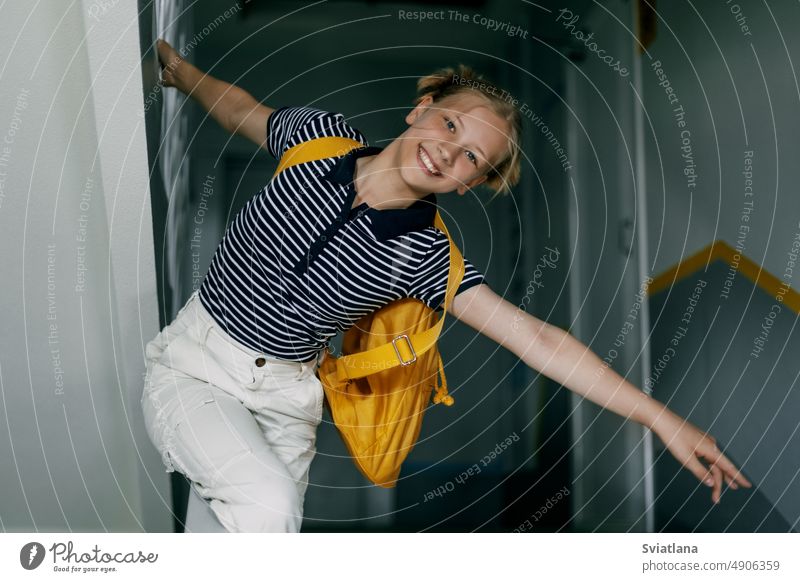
xmin=407 ymin=230 xmax=486 ymax=311
xmin=266 ymin=105 xmax=366 ymax=161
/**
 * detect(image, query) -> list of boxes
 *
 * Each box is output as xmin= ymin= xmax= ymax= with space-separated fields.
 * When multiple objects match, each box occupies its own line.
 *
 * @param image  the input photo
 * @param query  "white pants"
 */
xmin=140 ymin=290 xmax=325 ymax=532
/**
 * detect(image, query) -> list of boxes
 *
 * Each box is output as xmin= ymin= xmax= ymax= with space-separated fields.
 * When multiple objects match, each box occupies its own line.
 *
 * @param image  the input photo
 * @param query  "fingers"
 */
xmin=676 ymin=429 xmax=753 ymax=504
xmin=710 ymin=464 xmax=723 ymax=504
xmin=702 ymin=448 xmax=753 ymax=489
xmin=154 ymin=39 xmax=183 ymax=89
xmin=721 ymin=460 xmax=752 ymax=489
xmin=685 ymin=455 xmax=715 ymax=488
xmin=156 ymin=42 xmax=168 ymax=71
xmin=692 ymin=440 xmax=752 ymax=503
xmin=718 ymin=453 xmax=753 ymax=488
xmin=729 ymin=470 xmax=751 ymax=488
xmin=156 ymin=39 xmax=167 ymax=62
xmin=156 ymin=38 xmax=173 ymax=54
xmin=155 ymin=39 xmax=180 ymax=68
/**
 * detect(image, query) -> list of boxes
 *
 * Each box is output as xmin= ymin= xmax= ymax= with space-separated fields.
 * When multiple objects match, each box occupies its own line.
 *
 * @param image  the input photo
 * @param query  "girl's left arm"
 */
xmin=449 ymin=284 xmax=752 ymax=503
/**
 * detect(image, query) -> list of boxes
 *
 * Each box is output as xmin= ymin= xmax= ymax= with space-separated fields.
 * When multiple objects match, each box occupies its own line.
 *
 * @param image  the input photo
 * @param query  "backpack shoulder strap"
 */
xmin=274 ymin=136 xmax=365 ymax=175
xmin=333 ymin=212 xmax=464 ymax=381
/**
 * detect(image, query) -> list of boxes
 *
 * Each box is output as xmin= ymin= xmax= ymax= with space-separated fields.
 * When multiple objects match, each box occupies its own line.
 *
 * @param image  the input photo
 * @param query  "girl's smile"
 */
xmin=417 ymin=145 xmax=442 ymax=177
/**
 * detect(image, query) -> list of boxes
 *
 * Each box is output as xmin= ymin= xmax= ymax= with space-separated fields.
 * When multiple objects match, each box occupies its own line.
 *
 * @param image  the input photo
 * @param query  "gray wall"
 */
xmin=562 ymin=0 xmax=800 ymax=532
xmin=564 ymin=0 xmax=653 ymax=531
xmin=649 ymin=263 xmax=798 ymax=531
xmin=641 ymin=1 xmax=800 ymax=278
xmin=641 ymin=0 xmax=800 ymax=531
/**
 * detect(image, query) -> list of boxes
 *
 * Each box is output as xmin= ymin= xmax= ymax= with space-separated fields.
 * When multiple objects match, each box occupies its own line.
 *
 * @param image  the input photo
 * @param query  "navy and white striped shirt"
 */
xmin=198 ymin=105 xmax=486 ymax=362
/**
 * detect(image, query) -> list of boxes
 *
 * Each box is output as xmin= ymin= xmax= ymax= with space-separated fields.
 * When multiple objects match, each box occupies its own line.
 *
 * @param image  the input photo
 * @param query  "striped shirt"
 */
xmin=198 ymin=105 xmax=486 ymax=362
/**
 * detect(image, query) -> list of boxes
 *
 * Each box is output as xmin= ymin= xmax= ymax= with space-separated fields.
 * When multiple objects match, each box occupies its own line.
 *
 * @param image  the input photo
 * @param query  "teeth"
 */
xmin=419 ymin=146 xmax=439 ymax=175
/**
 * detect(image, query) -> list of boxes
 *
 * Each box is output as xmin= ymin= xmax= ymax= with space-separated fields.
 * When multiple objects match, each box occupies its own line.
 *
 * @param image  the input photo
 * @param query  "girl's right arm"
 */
xmin=156 ymin=39 xmax=274 ymax=149
xmin=450 ymin=283 xmax=751 ymax=503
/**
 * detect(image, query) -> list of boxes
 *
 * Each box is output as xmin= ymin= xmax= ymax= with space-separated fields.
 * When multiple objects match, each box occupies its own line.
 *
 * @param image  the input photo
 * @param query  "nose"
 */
xmin=437 ymin=141 xmax=457 ymax=166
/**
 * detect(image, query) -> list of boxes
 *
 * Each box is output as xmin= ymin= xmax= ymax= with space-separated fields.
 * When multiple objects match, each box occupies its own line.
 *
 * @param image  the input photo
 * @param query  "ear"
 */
xmin=456 ymin=174 xmax=488 ymax=196
xmin=405 ymin=94 xmax=434 ymax=125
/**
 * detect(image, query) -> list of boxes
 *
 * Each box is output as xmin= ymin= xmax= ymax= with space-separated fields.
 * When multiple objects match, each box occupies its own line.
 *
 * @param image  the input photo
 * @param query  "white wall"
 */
xmin=0 ymin=1 xmax=166 ymax=531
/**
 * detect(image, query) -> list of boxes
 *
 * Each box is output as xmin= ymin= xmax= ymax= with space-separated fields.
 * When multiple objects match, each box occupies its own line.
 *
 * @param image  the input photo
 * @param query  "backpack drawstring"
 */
xmin=432 ymin=352 xmax=454 ymax=406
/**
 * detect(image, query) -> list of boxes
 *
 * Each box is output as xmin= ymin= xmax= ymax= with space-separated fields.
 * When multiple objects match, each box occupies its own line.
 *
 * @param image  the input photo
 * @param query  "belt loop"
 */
xmin=294 ymin=361 xmax=307 ymax=380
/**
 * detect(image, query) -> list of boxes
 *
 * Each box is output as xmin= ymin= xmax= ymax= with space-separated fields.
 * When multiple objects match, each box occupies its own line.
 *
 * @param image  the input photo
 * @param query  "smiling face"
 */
xmin=400 ymin=92 xmax=512 ymax=196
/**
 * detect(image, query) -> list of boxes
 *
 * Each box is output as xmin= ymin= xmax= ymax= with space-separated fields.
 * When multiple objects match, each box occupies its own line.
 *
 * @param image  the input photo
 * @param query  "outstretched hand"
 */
xmin=654 ymin=416 xmax=752 ymax=504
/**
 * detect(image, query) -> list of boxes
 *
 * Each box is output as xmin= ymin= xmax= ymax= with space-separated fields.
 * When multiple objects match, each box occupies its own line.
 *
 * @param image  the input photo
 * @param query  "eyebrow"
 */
xmin=456 ymin=114 xmax=488 ymax=165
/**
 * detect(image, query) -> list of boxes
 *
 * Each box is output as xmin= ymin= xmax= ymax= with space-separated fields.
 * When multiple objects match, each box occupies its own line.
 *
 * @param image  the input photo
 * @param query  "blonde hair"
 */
xmin=413 ymin=64 xmax=522 ymax=200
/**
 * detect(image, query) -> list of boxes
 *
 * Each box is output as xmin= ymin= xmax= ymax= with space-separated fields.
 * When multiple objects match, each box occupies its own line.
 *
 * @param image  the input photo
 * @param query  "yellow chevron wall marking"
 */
xmin=648 ymin=240 xmax=799 ymax=314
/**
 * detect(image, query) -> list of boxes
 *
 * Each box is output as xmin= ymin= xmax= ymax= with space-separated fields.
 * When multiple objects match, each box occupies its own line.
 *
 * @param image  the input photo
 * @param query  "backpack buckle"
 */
xmin=391 ymin=334 xmax=417 ymax=366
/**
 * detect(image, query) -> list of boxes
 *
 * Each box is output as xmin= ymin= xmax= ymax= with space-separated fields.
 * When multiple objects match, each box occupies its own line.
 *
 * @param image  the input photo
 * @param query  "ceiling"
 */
xmin=192 ymin=0 xmax=609 ymax=56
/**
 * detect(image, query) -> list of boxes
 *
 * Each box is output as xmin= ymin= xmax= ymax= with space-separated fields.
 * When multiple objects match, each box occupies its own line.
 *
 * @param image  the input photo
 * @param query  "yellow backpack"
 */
xmin=274 ymin=136 xmax=465 ymax=488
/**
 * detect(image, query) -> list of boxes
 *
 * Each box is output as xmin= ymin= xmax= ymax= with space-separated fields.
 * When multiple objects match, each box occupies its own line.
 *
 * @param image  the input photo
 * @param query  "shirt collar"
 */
xmin=320 ymin=145 xmax=438 ymax=242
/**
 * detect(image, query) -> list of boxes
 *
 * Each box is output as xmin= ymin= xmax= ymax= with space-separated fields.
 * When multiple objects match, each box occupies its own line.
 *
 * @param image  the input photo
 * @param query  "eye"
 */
xmin=444 ymin=116 xmax=478 ymax=166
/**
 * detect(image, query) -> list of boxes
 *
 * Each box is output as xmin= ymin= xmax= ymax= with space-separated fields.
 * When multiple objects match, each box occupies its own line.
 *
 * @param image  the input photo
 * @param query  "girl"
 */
xmin=141 ymin=39 xmax=750 ymax=533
